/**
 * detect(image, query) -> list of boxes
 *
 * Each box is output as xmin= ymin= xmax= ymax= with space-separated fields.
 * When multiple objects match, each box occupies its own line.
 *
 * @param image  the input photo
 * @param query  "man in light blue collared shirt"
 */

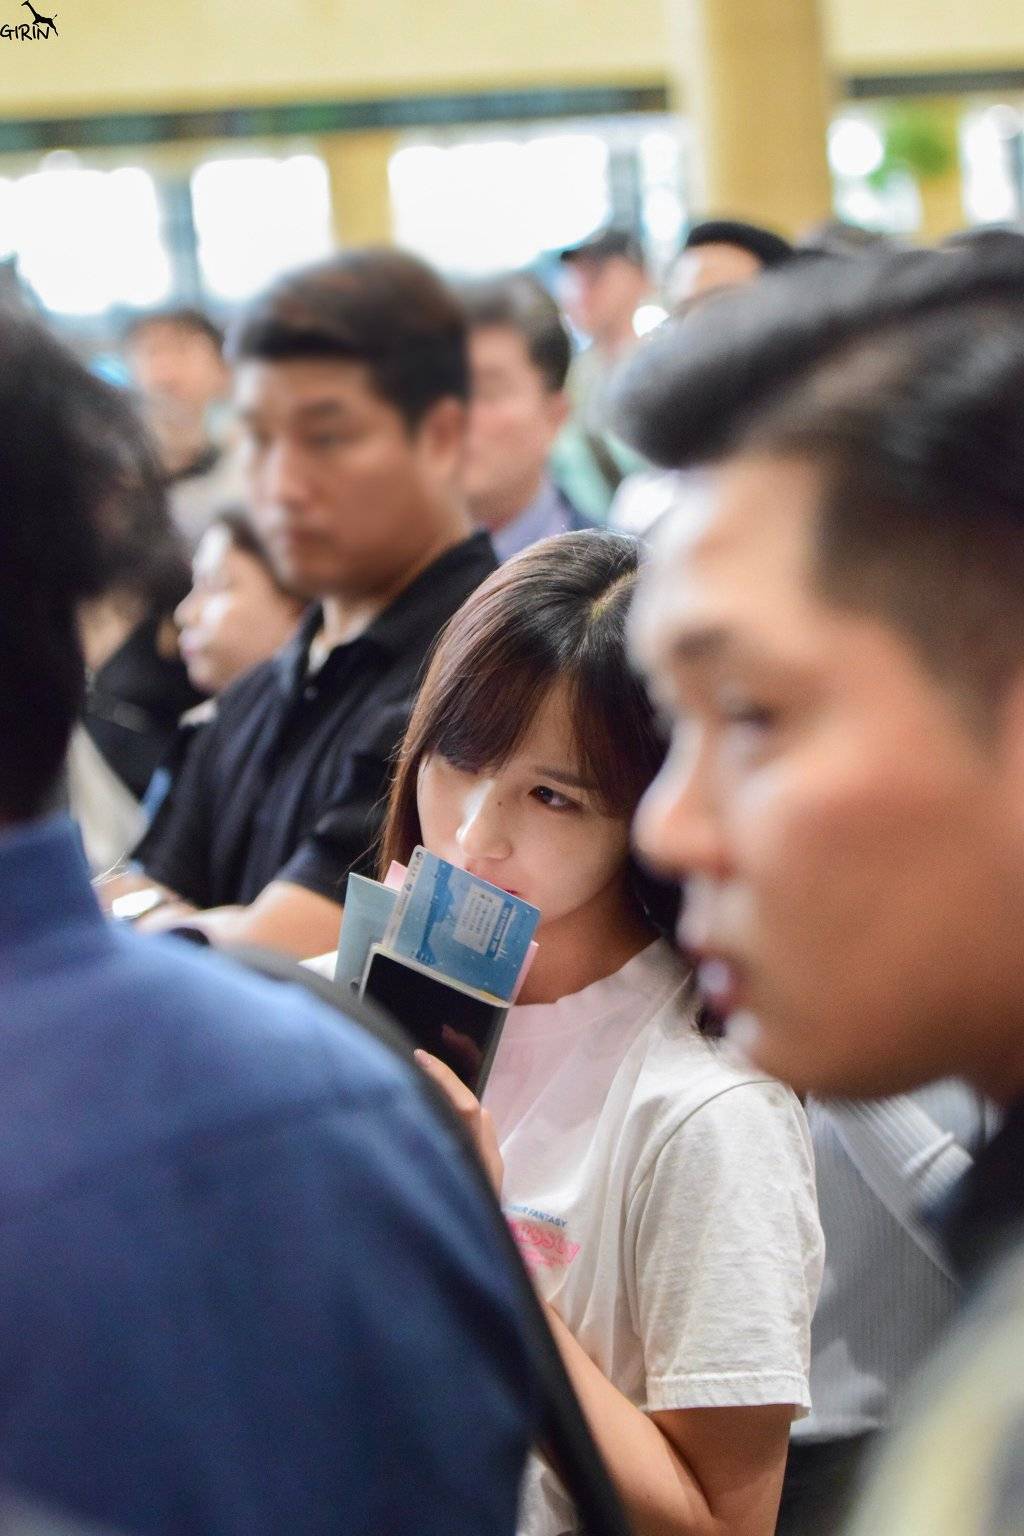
xmin=461 ymin=274 xmax=595 ymax=561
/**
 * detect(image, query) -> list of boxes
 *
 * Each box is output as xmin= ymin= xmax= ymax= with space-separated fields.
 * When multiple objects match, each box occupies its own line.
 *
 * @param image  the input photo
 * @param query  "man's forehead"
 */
xmin=233 ymin=356 xmax=373 ymax=414
xmin=633 ymin=456 xmax=823 ymax=665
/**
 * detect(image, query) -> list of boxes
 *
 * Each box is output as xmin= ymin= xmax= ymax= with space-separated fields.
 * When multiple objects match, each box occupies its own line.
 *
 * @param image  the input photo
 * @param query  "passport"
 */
xmin=382 ymin=846 xmax=541 ymax=1003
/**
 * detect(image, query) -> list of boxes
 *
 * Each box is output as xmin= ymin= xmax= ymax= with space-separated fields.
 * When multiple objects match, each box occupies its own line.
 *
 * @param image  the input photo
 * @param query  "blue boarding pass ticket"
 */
xmin=383 ymin=846 xmax=541 ymax=1002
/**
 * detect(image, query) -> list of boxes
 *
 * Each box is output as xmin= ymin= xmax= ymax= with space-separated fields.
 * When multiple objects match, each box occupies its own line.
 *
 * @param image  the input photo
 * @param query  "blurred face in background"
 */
xmin=464 ymin=325 xmax=570 ymax=531
xmin=235 ymin=357 xmax=466 ymax=600
xmin=126 ymin=320 xmax=231 ymax=476
xmin=632 ymin=455 xmax=1024 ymax=1103
xmin=561 ymin=255 xmax=649 ymax=349
xmin=666 ymin=244 xmax=764 ymax=312
xmin=126 ymin=321 xmax=229 ymax=416
xmin=175 ymin=520 xmax=304 ymax=694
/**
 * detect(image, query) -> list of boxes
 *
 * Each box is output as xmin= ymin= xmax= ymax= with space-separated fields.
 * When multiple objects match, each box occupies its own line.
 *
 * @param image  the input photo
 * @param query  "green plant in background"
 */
xmin=869 ymin=106 xmax=958 ymax=189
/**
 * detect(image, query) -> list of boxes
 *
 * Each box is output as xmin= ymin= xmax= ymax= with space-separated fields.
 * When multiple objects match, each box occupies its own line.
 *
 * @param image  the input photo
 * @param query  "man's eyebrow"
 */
xmin=668 ymin=625 xmax=733 ymax=665
xmin=239 ymin=399 xmax=351 ymax=423
xmin=531 ymin=765 xmax=601 ymax=791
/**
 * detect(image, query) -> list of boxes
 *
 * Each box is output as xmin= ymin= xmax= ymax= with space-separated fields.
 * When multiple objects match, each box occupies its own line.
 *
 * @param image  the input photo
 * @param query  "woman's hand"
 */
xmin=414 ymin=1050 xmax=505 ymax=1196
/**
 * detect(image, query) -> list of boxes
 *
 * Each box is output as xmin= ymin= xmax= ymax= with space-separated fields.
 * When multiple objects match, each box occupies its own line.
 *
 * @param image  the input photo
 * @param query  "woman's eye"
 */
xmin=532 ymin=784 xmax=575 ymax=811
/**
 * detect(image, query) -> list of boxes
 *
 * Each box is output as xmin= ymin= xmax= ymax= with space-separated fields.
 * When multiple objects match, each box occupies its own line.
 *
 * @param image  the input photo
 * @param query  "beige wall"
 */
xmin=0 ymin=0 xmax=666 ymax=118
xmin=1 ymin=0 xmax=1023 ymax=121
xmin=826 ymin=0 xmax=1024 ymax=74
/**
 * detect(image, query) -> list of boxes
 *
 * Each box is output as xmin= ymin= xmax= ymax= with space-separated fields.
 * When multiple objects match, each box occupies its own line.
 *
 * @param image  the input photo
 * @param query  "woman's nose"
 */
xmin=455 ymin=784 xmax=513 ymax=863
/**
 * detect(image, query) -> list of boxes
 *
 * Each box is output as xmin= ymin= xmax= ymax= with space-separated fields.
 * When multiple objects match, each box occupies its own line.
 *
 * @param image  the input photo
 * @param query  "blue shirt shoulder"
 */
xmin=0 ymin=817 xmax=537 ymax=1536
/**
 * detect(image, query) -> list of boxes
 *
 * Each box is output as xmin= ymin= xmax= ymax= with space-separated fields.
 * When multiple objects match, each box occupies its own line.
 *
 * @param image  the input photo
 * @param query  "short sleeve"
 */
xmin=132 ymin=718 xmax=218 ymax=907
xmin=630 ymin=1079 xmax=824 ymax=1414
xmin=275 ymin=699 xmax=413 ymax=903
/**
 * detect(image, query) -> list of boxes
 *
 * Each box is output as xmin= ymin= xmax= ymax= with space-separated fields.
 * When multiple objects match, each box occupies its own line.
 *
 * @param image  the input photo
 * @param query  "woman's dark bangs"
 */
xmin=568 ymin=653 xmax=652 ymax=817
xmin=424 ymin=624 xmax=560 ymax=774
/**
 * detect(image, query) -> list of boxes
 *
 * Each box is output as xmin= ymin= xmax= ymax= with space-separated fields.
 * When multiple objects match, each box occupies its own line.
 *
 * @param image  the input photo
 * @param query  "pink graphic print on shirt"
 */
xmin=506 ymin=1208 xmax=581 ymax=1272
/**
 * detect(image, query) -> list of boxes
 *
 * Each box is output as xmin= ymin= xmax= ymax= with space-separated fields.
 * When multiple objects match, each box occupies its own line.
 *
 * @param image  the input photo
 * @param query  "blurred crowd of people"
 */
xmin=1 ymin=202 xmax=1024 ymax=1536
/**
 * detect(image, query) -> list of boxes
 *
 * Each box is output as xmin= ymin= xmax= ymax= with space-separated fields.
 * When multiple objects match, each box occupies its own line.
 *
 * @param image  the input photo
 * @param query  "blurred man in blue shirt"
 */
xmin=0 ymin=307 xmax=538 ymax=1534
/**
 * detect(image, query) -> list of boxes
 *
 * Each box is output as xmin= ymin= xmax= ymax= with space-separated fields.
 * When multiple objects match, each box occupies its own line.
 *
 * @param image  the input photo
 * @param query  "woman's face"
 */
xmin=175 ymin=523 xmax=302 ymax=694
xmin=416 ymin=682 xmax=633 ymax=930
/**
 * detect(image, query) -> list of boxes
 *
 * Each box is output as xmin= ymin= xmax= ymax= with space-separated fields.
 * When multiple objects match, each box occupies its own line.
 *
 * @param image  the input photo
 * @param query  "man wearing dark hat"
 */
xmin=558 ymin=228 xmax=651 ymax=436
xmin=550 ymin=229 xmax=652 ymax=519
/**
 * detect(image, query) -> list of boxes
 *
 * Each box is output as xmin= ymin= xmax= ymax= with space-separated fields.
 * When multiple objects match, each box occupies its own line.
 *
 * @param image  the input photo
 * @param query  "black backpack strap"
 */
xmin=223 ymin=946 xmax=630 ymax=1536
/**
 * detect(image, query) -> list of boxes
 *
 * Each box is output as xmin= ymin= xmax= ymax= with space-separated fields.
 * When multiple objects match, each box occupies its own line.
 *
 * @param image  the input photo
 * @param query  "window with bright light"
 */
xmin=13 ymin=163 xmax=171 ymax=314
xmin=828 ymin=112 xmax=922 ymax=236
xmin=390 ymin=132 xmax=612 ymax=275
xmin=191 ymin=154 xmax=333 ymax=303
xmin=961 ymin=105 xmax=1024 ymax=224
xmin=0 ymin=178 xmax=16 ymax=261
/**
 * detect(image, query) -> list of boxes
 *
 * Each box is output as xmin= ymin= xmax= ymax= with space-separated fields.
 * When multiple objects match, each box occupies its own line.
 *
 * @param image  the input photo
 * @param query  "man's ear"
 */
xmin=545 ymin=389 xmax=572 ymax=439
xmin=417 ymin=396 xmax=468 ymax=480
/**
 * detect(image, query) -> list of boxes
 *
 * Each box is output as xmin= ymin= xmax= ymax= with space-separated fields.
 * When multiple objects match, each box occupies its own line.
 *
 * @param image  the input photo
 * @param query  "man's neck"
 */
xmin=472 ymin=471 xmax=547 ymax=536
xmin=318 ymin=510 xmax=473 ymax=650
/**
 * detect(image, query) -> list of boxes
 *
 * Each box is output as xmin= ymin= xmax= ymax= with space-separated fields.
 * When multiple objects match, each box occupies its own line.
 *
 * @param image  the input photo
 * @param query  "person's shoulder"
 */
xmin=630 ymin=975 xmax=812 ymax=1161
xmin=847 ymin=1238 xmax=1024 ymax=1536
xmin=75 ymin=930 xmax=419 ymax=1159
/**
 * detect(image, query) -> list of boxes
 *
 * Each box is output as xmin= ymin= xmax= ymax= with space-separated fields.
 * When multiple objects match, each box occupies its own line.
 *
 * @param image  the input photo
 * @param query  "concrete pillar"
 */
xmin=665 ymin=0 xmax=834 ymax=238
xmin=319 ymin=130 xmax=398 ymax=248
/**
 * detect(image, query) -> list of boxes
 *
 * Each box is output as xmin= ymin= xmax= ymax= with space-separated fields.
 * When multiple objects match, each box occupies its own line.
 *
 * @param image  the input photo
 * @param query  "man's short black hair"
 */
xmin=682 ymin=219 xmax=793 ymax=270
xmin=460 ymin=274 xmax=571 ymax=392
xmin=614 ymin=243 xmax=1024 ymax=733
xmin=0 ymin=307 xmax=156 ymax=821
xmin=227 ymin=248 xmax=468 ymax=431
xmin=121 ymin=305 xmax=224 ymax=353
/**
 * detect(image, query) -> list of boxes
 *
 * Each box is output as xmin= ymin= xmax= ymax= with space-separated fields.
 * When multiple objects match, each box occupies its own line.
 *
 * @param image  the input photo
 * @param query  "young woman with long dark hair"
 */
xmin=378 ymin=531 xmax=823 ymax=1536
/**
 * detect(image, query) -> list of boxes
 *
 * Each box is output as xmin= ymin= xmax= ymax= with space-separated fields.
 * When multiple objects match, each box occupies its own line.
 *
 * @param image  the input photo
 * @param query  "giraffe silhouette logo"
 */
xmin=0 ymin=0 xmax=58 ymax=36
xmin=21 ymin=0 xmax=57 ymax=30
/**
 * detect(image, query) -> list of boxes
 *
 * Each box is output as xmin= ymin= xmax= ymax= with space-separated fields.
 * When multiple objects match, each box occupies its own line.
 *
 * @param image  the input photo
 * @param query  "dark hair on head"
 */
xmin=227 ymin=248 xmax=468 ymax=430
xmin=613 ymin=242 xmax=1024 ymax=733
xmin=683 ymin=218 xmax=793 ymax=270
xmin=207 ymin=505 xmax=304 ymax=602
xmin=460 ymin=274 xmax=572 ymax=392
xmin=796 ymin=218 xmax=904 ymax=260
xmin=380 ymin=530 xmax=680 ymax=939
xmin=121 ymin=305 xmax=224 ymax=353
xmin=0 ymin=306 xmax=160 ymax=820
xmin=940 ymin=223 xmax=1024 ymax=258
xmin=99 ymin=440 xmax=191 ymax=617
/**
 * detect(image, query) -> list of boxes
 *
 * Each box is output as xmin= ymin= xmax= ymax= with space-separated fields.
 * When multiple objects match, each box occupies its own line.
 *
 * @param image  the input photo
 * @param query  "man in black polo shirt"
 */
xmin=623 ymin=242 xmax=1024 ymax=1534
xmin=101 ymin=250 xmax=495 ymax=956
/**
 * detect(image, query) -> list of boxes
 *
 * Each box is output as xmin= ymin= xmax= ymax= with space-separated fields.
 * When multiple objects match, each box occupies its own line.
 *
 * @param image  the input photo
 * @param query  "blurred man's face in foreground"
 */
xmin=631 ymin=455 xmax=1024 ymax=1101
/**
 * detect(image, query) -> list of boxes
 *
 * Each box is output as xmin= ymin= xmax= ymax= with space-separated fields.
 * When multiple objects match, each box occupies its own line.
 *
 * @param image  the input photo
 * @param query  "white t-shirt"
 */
xmin=484 ymin=939 xmax=824 ymax=1536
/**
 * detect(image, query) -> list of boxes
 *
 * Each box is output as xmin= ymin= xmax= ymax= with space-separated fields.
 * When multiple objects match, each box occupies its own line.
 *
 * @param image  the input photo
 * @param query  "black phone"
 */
xmin=361 ymin=948 xmax=508 ymax=1096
